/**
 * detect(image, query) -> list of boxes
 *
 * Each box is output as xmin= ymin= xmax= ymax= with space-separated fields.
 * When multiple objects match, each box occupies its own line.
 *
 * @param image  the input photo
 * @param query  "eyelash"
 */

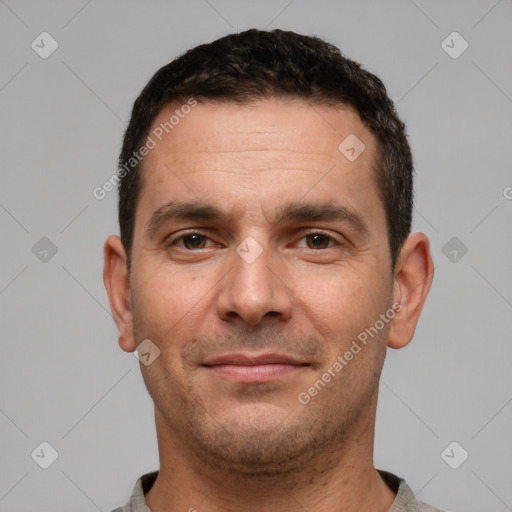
xmin=166 ymin=230 xmax=343 ymax=251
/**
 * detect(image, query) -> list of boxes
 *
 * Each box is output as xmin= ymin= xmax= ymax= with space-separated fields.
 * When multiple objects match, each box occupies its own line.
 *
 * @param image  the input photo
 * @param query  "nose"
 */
xmin=215 ymin=242 xmax=293 ymax=326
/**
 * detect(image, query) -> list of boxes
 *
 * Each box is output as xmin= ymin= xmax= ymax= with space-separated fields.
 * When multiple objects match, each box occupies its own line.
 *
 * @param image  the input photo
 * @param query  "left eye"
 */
xmin=170 ymin=232 xmax=337 ymax=251
xmin=300 ymin=233 xmax=336 ymax=250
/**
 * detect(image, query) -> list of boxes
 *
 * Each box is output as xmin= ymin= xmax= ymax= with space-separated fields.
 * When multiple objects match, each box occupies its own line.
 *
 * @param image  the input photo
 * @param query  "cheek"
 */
xmin=130 ymin=264 xmax=207 ymax=344
xmin=293 ymin=266 xmax=388 ymax=350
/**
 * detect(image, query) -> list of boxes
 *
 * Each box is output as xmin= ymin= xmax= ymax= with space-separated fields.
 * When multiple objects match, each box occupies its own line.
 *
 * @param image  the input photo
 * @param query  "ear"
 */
xmin=103 ymin=235 xmax=136 ymax=352
xmin=387 ymin=232 xmax=434 ymax=349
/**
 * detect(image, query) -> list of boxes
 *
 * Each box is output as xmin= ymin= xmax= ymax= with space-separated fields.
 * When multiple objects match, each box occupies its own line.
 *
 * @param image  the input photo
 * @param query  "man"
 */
xmin=103 ymin=29 xmax=439 ymax=511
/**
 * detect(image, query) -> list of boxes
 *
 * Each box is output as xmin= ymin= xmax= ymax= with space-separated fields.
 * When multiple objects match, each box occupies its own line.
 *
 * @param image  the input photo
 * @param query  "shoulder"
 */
xmin=108 ymin=470 xmax=159 ymax=512
xmin=377 ymin=469 xmax=445 ymax=512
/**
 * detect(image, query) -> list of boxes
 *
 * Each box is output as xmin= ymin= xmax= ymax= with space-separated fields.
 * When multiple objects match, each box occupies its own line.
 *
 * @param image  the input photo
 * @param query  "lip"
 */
xmin=202 ymin=353 xmax=310 ymax=383
xmin=203 ymin=353 xmax=307 ymax=366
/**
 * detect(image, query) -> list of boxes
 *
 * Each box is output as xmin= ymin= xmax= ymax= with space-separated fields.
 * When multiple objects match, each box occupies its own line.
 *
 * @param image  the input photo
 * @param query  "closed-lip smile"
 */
xmin=202 ymin=353 xmax=310 ymax=382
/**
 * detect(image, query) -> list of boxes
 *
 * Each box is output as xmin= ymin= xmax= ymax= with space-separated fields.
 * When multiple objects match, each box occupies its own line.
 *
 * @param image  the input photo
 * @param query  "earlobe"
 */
xmin=103 ymin=235 xmax=136 ymax=353
xmin=387 ymin=232 xmax=434 ymax=349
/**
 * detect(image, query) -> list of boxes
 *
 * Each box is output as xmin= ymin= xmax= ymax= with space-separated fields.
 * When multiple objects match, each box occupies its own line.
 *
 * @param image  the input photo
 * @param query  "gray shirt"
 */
xmin=110 ymin=469 xmax=444 ymax=511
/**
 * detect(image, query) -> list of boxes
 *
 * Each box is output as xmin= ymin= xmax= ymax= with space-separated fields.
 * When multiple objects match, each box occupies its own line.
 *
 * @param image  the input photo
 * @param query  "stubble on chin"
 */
xmin=156 ymin=368 xmax=374 ymax=479
xmin=139 ymin=320 xmax=386 ymax=478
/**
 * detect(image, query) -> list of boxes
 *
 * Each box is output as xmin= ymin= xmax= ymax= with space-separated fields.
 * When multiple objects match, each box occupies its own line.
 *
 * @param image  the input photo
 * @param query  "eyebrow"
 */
xmin=146 ymin=199 xmax=370 ymax=238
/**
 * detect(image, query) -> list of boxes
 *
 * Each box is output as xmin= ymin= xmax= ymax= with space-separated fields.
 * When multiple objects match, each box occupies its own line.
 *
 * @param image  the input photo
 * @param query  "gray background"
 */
xmin=1 ymin=0 xmax=511 ymax=510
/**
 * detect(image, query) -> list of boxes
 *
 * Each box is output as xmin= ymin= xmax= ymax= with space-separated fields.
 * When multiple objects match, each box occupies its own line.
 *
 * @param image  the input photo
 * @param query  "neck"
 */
xmin=145 ymin=397 xmax=396 ymax=512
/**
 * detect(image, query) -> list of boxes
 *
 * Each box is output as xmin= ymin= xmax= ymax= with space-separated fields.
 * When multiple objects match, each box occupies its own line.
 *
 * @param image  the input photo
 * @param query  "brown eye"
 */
xmin=181 ymin=234 xmax=208 ymax=250
xmin=305 ymin=233 xmax=332 ymax=249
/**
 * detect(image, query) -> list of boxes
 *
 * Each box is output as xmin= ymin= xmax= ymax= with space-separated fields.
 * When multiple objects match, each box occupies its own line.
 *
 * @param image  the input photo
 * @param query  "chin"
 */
xmin=185 ymin=403 xmax=322 ymax=475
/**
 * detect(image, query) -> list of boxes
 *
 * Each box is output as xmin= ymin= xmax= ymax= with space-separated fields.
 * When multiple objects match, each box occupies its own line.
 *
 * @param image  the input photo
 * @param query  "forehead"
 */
xmin=136 ymin=98 xmax=382 ymax=228
xmin=145 ymin=98 xmax=376 ymax=168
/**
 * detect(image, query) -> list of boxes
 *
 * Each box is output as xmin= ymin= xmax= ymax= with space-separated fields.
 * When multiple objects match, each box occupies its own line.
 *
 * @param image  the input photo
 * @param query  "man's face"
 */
xmin=128 ymin=98 xmax=395 ymax=472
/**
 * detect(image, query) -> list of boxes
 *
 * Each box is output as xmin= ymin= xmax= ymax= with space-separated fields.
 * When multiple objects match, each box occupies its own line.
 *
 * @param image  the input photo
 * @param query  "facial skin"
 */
xmin=103 ymin=98 xmax=433 ymax=511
